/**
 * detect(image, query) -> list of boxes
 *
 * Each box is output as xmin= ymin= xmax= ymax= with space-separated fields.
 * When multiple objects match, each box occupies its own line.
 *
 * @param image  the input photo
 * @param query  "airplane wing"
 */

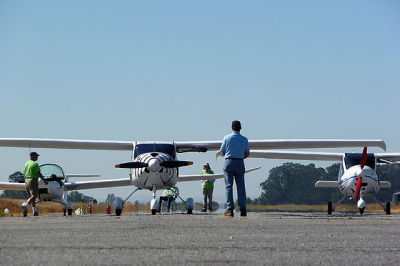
xmin=65 ymin=174 xmax=101 ymax=178
xmin=0 ymin=138 xmax=133 ymax=150
xmin=176 ymin=139 xmax=386 ymax=152
xmin=375 ymin=153 xmax=400 ymax=164
xmin=0 ymin=182 xmax=26 ymax=191
xmin=248 ymin=151 xmax=344 ymax=161
xmin=177 ymin=167 xmax=261 ymax=182
xmin=64 ymin=178 xmax=132 ymax=191
xmin=0 ymin=138 xmax=385 ymax=151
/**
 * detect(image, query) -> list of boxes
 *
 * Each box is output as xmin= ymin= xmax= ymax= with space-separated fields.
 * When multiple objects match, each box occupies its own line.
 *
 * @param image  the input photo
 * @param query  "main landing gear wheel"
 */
xmin=151 ymin=209 xmax=157 ymax=215
xmin=327 ymin=201 xmax=332 ymax=215
xmin=359 ymin=208 xmax=365 ymax=215
xmin=187 ymin=209 xmax=192 ymax=214
xmin=115 ymin=209 xmax=122 ymax=216
xmin=385 ymin=202 xmax=391 ymax=215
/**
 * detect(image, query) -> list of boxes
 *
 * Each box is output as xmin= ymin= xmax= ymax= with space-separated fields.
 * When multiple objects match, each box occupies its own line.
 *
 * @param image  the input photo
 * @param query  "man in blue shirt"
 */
xmin=220 ymin=120 xmax=250 ymax=217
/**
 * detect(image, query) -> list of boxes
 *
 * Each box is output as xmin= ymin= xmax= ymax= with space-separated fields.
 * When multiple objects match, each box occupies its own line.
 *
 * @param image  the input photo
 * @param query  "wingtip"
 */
xmin=380 ymin=141 xmax=387 ymax=152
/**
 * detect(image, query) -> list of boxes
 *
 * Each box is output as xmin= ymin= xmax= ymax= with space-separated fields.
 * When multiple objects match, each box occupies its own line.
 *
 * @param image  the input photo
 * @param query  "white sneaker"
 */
xmin=22 ymin=202 xmax=28 ymax=212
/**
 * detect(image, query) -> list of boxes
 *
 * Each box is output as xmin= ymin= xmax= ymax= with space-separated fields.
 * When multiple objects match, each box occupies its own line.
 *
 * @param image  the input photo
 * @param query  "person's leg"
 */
xmin=208 ymin=188 xmax=213 ymax=211
xmin=28 ymin=195 xmax=37 ymax=207
xmin=202 ymin=189 xmax=207 ymax=210
xmin=224 ymin=160 xmax=235 ymax=211
xmin=167 ymin=196 xmax=173 ymax=207
xmin=234 ymin=160 xmax=247 ymax=214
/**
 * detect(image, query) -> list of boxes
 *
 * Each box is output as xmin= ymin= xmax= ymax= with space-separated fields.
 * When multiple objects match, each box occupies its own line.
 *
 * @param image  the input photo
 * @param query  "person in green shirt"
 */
xmin=157 ymin=186 xmax=179 ymax=213
xmin=201 ymin=163 xmax=215 ymax=212
xmin=22 ymin=152 xmax=48 ymax=216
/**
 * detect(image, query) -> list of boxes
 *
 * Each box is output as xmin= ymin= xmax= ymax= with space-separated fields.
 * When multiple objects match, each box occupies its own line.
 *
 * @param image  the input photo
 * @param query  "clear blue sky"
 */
xmin=1 ymin=1 xmax=399 ymax=204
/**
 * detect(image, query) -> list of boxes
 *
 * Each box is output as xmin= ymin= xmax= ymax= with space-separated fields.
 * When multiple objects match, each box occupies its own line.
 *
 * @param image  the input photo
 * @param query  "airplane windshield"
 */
xmin=135 ymin=143 xmax=176 ymax=158
xmin=344 ymin=153 xmax=375 ymax=170
xmin=40 ymin=164 xmax=66 ymax=182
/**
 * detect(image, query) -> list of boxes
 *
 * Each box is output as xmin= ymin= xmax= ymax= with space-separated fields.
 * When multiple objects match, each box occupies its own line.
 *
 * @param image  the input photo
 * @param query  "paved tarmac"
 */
xmin=1 ymin=211 xmax=400 ymax=266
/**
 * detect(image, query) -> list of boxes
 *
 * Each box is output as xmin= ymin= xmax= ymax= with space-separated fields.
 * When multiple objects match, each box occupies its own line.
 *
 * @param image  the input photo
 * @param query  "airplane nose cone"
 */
xmin=148 ymin=159 xmax=161 ymax=172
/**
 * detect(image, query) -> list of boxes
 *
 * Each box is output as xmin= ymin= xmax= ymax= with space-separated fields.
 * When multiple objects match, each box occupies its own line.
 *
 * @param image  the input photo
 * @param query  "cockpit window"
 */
xmin=40 ymin=164 xmax=65 ymax=182
xmin=344 ymin=153 xmax=375 ymax=170
xmin=135 ymin=143 xmax=176 ymax=158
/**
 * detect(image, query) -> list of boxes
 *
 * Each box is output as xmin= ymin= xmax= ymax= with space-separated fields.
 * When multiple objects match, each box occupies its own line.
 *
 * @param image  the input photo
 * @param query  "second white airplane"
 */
xmin=249 ymin=146 xmax=400 ymax=215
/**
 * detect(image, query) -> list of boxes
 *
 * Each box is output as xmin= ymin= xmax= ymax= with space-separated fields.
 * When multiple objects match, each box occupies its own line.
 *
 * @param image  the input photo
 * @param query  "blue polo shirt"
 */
xmin=220 ymin=131 xmax=250 ymax=159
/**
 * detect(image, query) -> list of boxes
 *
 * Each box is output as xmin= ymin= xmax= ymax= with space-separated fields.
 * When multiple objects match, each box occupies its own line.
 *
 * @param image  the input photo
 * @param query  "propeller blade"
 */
xmin=360 ymin=147 xmax=367 ymax=169
xmin=355 ymin=177 xmax=362 ymax=202
xmin=160 ymin=161 xmax=193 ymax=168
xmin=115 ymin=162 xmax=148 ymax=168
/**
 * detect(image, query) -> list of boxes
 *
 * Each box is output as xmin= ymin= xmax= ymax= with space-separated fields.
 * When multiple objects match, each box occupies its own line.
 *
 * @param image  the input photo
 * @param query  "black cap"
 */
xmin=232 ymin=120 xmax=241 ymax=129
xmin=30 ymin=152 xmax=40 ymax=156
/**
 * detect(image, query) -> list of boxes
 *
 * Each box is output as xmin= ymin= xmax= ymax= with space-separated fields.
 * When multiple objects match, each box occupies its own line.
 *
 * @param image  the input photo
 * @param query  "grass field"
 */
xmin=1 ymin=198 xmax=399 ymax=217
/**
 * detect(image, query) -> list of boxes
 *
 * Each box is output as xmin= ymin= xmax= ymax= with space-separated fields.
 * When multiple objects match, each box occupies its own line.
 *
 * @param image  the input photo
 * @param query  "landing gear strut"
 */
xmin=114 ymin=188 xmax=141 ymax=216
xmin=371 ymin=195 xmax=391 ymax=215
xmin=327 ymin=195 xmax=347 ymax=215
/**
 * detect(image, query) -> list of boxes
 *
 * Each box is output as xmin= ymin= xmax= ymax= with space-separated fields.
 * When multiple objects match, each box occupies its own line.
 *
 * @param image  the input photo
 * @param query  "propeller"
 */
xmin=115 ymin=162 xmax=148 ymax=168
xmin=160 ymin=161 xmax=193 ymax=168
xmin=115 ymin=161 xmax=193 ymax=169
xmin=355 ymin=147 xmax=367 ymax=202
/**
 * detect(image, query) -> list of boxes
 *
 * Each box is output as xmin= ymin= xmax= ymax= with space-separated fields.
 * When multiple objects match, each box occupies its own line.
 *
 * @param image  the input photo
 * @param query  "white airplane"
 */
xmin=0 ymin=138 xmax=387 ymax=215
xmin=0 ymin=163 xmax=101 ymax=215
xmin=248 ymin=146 xmax=400 ymax=215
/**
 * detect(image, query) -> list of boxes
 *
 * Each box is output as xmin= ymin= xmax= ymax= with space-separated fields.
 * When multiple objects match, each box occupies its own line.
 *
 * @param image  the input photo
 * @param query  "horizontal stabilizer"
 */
xmin=380 ymin=181 xmax=391 ymax=188
xmin=315 ymin=181 xmax=340 ymax=188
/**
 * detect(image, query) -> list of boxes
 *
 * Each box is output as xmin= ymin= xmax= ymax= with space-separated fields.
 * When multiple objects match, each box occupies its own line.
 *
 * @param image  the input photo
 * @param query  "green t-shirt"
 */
xmin=24 ymin=160 xmax=40 ymax=180
xmin=201 ymin=169 xmax=215 ymax=189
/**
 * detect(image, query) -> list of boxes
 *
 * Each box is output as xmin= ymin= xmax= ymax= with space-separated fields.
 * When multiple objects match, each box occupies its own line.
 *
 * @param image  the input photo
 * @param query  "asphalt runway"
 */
xmin=1 ymin=211 xmax=400 ymax=266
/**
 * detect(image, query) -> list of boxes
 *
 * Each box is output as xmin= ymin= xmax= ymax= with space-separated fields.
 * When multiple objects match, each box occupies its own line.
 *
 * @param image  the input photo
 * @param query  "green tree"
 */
xmin=67 ymin=191 xmax=94 ymax=203
xmin=0 ymin=171 xmax=29 ymax=199
xmin=105 ymin=193 xmax=116 ymax=204
xmin=255 ymin=162 xmax=341 ymax=205
xmin=376 ymin=164 xmax=400 ymax=203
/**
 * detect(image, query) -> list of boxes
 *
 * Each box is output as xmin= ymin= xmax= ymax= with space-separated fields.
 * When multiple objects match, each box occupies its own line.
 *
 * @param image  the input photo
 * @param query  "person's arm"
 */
xmin=38 ymin=172 xmax=48 ymax=185
xmin=244 ymin=151 xmax=249 ymax=159
xmin=220 ymin=151 xmax=225 ymax=156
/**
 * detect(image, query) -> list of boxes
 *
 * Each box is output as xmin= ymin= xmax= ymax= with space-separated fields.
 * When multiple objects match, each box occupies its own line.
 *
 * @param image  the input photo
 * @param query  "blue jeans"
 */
xmin=159 ymin=196 xmax=174 ymax=207
xmin=223 ymin=159 xmax=246 ymax=210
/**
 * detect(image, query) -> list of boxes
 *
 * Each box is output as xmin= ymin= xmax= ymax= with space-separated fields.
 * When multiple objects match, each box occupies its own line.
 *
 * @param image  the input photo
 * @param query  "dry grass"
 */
xmin=0 ymin=198 xmax=152 ymax=217
xmin=247 ymin=203 xmax=400 ymax=214
xmin=1 ymin=198 xmax=399 ymax=216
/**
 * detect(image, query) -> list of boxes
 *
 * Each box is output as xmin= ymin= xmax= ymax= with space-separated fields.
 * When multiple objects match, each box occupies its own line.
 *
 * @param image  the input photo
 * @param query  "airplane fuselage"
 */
xmin=130 ymin=151 xmax=178 ymax=190
xmin=38 ymin=179 xmax=65 ymax=201
xmin=129 ymin=143 xmax=180 ymax=190
xmin=339 ymin=153 xmax=379 ymax=198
